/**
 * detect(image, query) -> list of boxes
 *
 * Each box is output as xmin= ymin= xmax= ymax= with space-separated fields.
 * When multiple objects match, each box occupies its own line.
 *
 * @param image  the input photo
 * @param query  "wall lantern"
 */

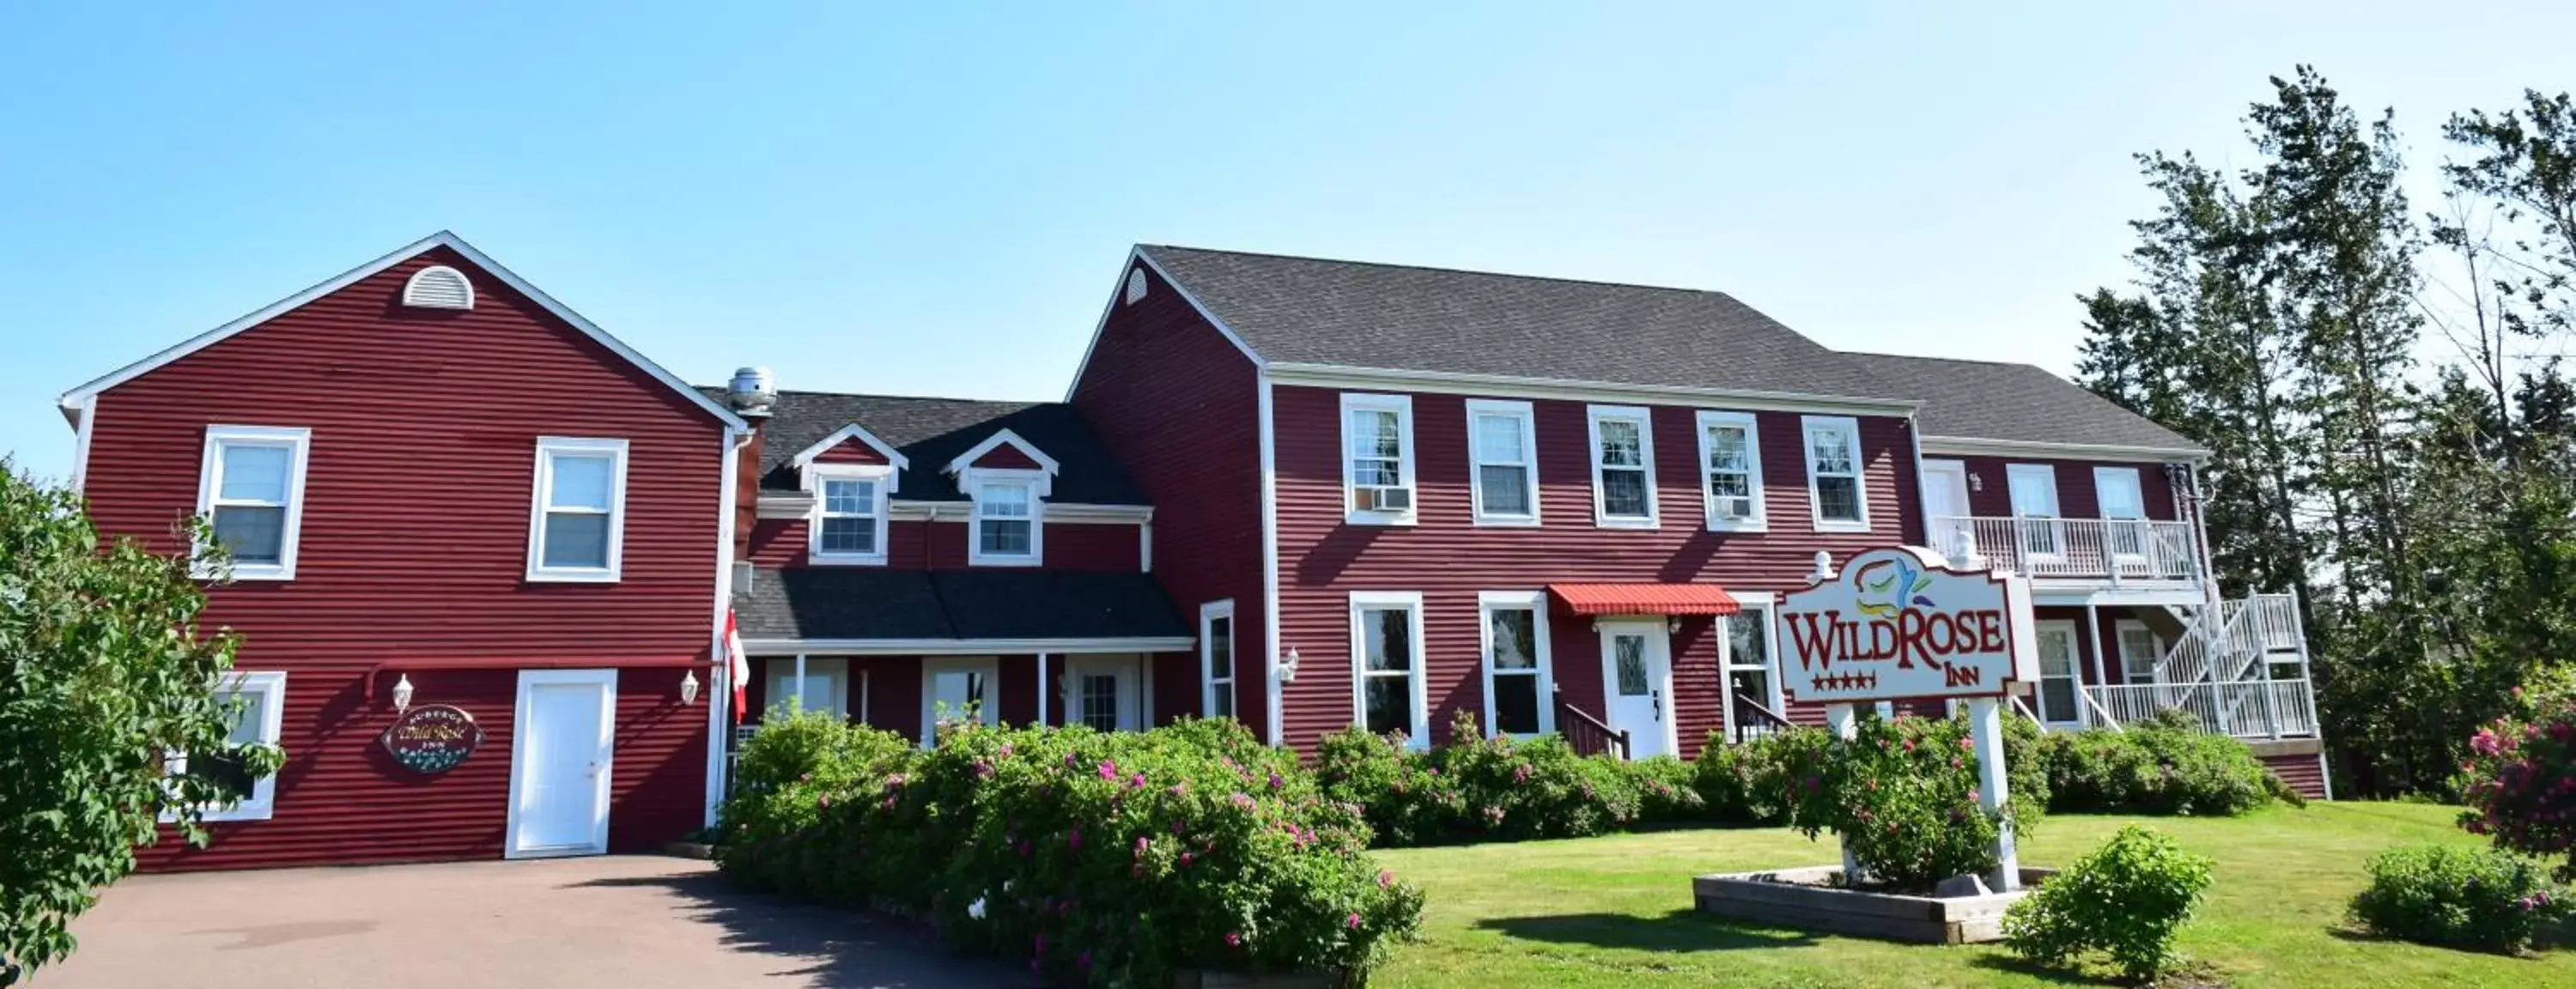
xmin=1969 ymin=472 xmax=1984 ymax=494
xmin=680 ymin=668 xmax=702 ymax=706
xmin=1667 ymin=617 xmax=1684 ymax=634
xmin=392 ymin=673 xmax=416 ymax=715
xmin=1279 ymin=647 xmax=1302 ymax=683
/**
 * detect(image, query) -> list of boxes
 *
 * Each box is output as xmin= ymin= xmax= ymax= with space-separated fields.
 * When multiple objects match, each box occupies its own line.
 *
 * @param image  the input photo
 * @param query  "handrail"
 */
xmin=2008 ymin=695 xmax=2044 ymax=725
xmin=2078 ymin=688 xmax=2126 ymax=732
xmin=1730 ymin=692 xmax=1797 ymax=744
xmin=1552 ymin=685 xmax=1631 ymax=761
xmin=1929 ymin=514 xmax=2202 ymax=584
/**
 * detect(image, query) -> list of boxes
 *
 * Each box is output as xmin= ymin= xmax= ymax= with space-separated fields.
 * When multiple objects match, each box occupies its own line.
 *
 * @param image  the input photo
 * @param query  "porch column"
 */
xmin=1036 ymin=653 xmax=1049 ymax=728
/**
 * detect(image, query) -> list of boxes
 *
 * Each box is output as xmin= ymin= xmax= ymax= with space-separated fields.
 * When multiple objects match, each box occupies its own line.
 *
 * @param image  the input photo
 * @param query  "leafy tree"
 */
xmin=0 ymin=459 xmax=278 ymax=981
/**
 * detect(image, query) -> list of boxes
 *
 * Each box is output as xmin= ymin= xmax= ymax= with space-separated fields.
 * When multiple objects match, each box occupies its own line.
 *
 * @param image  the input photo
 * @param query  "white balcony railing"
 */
xmin=1929 ymin=515 xmax=2202 ymax=586
xmin=2087 ymin=679 xmax=2318 ymax=739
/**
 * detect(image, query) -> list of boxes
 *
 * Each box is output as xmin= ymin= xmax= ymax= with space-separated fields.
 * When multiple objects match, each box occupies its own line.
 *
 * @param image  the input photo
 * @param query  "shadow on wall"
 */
xmin=572 ymin=870 xmax=1043 ymax=989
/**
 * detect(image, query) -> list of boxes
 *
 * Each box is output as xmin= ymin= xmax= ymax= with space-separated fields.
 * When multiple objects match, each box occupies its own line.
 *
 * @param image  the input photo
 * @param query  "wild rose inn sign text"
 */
xmin=1779 ymin=546 xmax=2038 ymax=706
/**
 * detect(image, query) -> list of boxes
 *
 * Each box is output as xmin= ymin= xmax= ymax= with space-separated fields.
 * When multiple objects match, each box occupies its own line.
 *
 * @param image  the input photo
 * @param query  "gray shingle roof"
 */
xmin=1137 ymin=246 xmax=1902 ymax=402
xmin=706 ymin=389 xmax=1150 ymax=503
xmin=1838 ymin=353 xmax=2202 ymax=453
xmin=732 ymin=567 xmax=1189 ymax=642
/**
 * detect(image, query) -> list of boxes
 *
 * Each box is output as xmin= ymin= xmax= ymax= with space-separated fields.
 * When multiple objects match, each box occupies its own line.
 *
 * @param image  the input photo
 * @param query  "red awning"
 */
xmin=1547 ymin=583 xmax=1740 ymax=617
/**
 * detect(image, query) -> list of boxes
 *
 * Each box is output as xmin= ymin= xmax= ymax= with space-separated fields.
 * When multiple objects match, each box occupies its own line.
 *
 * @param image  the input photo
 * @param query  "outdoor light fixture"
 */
xmin=680 ymin=668 xmax=702 ymax=706
xmin=1279 ymin=647 xmax=1301 ymax=683
xmin=1969 ymin=472 xmax=1984 ymax=493
xmin=1667 ymin=617 xmax=1684 ymax=634
xmin=392 ymin=673 xmax=416 ymax=715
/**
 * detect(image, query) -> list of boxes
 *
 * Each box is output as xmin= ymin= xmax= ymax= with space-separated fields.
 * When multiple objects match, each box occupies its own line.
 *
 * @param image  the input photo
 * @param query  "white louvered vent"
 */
xmin=402 ymin=265 xmax=475 ymax=310
xmin=1124 ymin=268 xmax=1149 ymax=305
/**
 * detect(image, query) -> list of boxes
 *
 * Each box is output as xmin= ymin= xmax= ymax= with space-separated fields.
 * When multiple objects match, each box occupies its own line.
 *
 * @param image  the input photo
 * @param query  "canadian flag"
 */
xmin=726 ymin=610 xmax=750 ymax=721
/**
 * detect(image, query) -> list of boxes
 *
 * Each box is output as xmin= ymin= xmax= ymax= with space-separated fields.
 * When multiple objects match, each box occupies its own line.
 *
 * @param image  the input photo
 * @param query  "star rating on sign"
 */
xmin=1808 ymin=671 xmax=1884 ymax=695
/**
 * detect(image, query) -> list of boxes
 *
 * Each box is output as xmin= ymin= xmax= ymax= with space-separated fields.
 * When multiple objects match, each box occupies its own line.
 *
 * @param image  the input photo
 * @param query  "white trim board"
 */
xmin=56 ymin=231 xmax=750 ymax=433
xmin=1265 ymin=362 xmax=1922 ymax=417
xmin=1919 ymin=435 xmax=2208 ymax=464
xmin=787 ymin=423 xmax=909 ymax=478
xmin=944 ymin=428 xmax=1061 ymax=477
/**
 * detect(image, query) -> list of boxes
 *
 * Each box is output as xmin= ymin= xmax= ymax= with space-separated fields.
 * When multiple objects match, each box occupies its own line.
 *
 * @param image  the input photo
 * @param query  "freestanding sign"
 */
xmin=1779 ymin=546 xmax=2038 ymax=891
xmin=380 ymin=704 xmax=485 ymax=774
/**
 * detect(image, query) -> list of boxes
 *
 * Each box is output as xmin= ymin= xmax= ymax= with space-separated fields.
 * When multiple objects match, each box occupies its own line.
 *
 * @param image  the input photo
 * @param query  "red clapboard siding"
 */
xmin=1271 ymin=386 xmax=1922 ymax=759
xmin=747 ymin=517 xmax=1142 ymax=571
xmin=1069 ymin=263 xmax=1267 ymax=732
xmin=82 ymin=246 xmax=725 ymax=871
xmin=972 ymin=445 xmax=1046 ymax=470
xmin=812 ymin=439 xmax=890 ymax=464
xmin=1953 ymin=457 xmax=2181 ymax=522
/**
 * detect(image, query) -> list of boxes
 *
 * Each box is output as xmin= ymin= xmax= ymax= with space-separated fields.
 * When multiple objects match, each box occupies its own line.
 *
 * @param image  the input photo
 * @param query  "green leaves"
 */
xmin=2349 ymin=844 xmax=2571 ymax=954
xmin=2 ymin=461 xmax=262 ymax=977
xmin=2005 ymin=825 xmax=2215 ymax=983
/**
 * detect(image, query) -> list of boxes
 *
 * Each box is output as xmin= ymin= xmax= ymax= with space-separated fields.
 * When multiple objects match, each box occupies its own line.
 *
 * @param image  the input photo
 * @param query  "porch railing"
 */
xmin=1929 ymin=515 xmax=2202 ymax=585
xmin=2086 ymin=679 xmax=2318 ymax=739
xmin=1553 ymin=685 xmax=1631 ymax=761
xmin=1729 ymin=692 xmax=1797 ymax=745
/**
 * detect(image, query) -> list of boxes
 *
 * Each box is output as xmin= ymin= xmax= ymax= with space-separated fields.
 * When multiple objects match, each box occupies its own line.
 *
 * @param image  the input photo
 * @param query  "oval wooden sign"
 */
xmin=380 ymin=704 xmax=485 ymax=774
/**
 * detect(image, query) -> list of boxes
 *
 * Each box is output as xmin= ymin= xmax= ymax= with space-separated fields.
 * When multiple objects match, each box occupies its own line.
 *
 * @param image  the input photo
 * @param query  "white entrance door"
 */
xmin=507 ymin=669 xmax=617 ymax=859
xmin=1598 ymin=621 xmax=1673 ymax=758
xmin=1064 ymin=654 xmax=1144 ymax=732
xmin=2033 ymin=620 xmax=2083 ymax=728
xmin=1921 ymin=459 xmax=1973 ymax=561
xmin=2093 ymin=466 xmax=2150 ymax=567
xmin=2007 ymin=464 xmax=2064 ymax=561
xmin=921 ymin=657 xmax=999 ymax=745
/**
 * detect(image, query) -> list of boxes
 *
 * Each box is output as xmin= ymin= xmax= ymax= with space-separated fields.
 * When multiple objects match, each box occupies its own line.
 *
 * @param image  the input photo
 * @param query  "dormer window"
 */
xmin=970 ymin=477 xmax=1042 ymax=565
xmin=808 ymin=465 xmax=892 ymax=566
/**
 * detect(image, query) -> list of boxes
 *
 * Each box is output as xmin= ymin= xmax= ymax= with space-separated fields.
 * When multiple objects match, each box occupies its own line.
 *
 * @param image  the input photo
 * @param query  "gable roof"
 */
xmin=57 ymin=231 xmax=748 ymax=431
xmin=717 ymin=389 xmax=1148 ymax=503
xmin=1133 ymin=245 xmax=1908 ymax=405
xmin=1838 ymin=352 xmax=2203 ymax=457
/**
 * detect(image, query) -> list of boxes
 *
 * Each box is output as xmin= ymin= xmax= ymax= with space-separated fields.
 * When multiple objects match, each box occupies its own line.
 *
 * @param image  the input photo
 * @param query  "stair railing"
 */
xmin=1730 ymin=692 xmax=1797 ymax=745
xmin=1552 ymin=685 xmax=1631 ymax=761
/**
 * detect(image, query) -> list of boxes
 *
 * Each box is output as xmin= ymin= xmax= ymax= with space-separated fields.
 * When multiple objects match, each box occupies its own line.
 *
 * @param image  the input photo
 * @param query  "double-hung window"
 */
xmin=808 ymin=467 xmax=890 ymax=565
xmin=762 ymin=657 xmax=851 ymax=719
xmin=526 ymin=437 xmax=628 ymax=581
xmin=1800 ymin=416 xmax=1868 ymax=531
xmin=195 ymin=426 xmax=312 ymax=580
xmin=178 ymin=670 xmax=287 ymax=822
xmin=1466 ymin=399 xmax=1540 ymax=525
xmin=1350 ymin=592 xmax=1426 ymax=747
xmin=1587 ymin=405 xmax=1657 ymax=527
xmin=2117 ymin=621 xmax=2161 ymax=684
xmin=1479 ymin=592 xmax=1553 ymax=737
xmin=1201 ymin=600 xmax=1236 ymax=719
xmin=1341 ymin=393 xmax=1416 ymax=525
xmin=1696 ymin=410 xmax=1766 ymax=531
xmin=968 ymin=473 xmax=1042 ymax=566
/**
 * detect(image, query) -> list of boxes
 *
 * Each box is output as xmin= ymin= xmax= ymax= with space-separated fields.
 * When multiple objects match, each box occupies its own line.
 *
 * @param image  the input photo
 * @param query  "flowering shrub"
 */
xmin=1317 ymin=713 xmax=1728 ymax=846
xmin=2004 ymin=825 xmax=2213 ymax=982
xmin=718 ymin=714 xmax=1422 ymax=985
xmin=1775 ymin=713 xmax=2039 ymax=890
xmin=2348 ymin=844 xmax=2572 ymax=953
xmin=2458 ymin=702 xmax=2576 ymax=883
xmin=2036 ymin=713 xmax=2275 ymax=816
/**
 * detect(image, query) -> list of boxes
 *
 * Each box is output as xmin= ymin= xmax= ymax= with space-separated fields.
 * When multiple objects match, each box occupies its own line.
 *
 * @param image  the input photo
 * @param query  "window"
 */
xmin=1587 ymin=405 xmax=1657 ymax=527
xmin=1696 ymin=410 xmax=1766 ymax=531
xmin=1201 ymin=600 xmax=1236 ymax=719
xmin=1349 ymin=592 xmax=1426 ymax=747
xmin=1722 ymin=599 xmax=1782 ymax=710
xmin=1479 ymin=592 xmax=1553 ymax=737
xmin=1801 ymin=416 xmax=1868 ymax=531
xmin=526 ymin=437 xmax=628 ymax=581
xmin=1340 ymin=393 xmax=1416 ymax=525
xmin=2095 ymin=466 xmax=2149 ymax=560
xmin=194 ymin=426 xmax=312 ymax=580
xmin=808 ymin=467 xmax=891 ymax=565
xmin=922 ymin=658 xmax=998 ymax=746
xmin=762 ymin=657 xmax=850 ymax=719
xmin=1079 ymin=675 xmax=1121 ymax=731
xmin=181 ymin=670 xmax=287 ymax=822
xmin=967 ymin=474 xmax=1043 ymax=566
xmin=1466 ymin=399 xmax=1540 ymax=525
xmin=2117 ymin=621 xmax=2161 ymax=684
xmin=2007 ymin=464 xmax=2063 ymax=559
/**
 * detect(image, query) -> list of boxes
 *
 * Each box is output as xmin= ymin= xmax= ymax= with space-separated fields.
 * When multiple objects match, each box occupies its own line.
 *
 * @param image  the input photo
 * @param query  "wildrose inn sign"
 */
xmin=1778 ymin=546 xmax=2038 ymax=705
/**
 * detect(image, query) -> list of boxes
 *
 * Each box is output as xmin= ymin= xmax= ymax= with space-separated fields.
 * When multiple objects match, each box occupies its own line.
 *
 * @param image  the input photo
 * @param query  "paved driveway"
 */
xmin=41 ymin=855 xmax=1036 ymax=988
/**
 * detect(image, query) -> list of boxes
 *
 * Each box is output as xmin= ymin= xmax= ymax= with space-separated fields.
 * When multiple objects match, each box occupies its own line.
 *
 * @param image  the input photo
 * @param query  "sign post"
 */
xmin=1777 ymin=546 xmax=2037 ymax=891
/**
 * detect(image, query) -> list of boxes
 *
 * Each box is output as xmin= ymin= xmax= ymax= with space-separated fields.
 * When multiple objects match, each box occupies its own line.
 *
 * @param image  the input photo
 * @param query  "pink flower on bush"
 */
xmin=1224 ymin=931 xmax=1242 ymax=948
xmin=1134 ymin=835 xmax=1151 ymax=856
xmin=1099 ymin=760 xmax=1118 ymax=780
xmin=1346 ymin=912 xmax=1362 ymax=930
xmin=818 ymin=793 xmax=831 ymax=808
xmin=1180 ymin=851 xmax=1194 ymax=865
xmin=998 ymin=743 xmax=1013 ymax=757
xmin=1959 ymin=736 xmax=1974 ymax=752
xmin=1230 ymin=792 xmax=1256 ymax=810
xmin=1967 ymin=789 xmax=1982 ymax=804
xmin=1132 ymin=772 xmax=1148 ymax=788
xmin=1378 ymin=869 xmax=1394 ymax=888
xmin=1068 ymin=828 xmax=1083 ymax=850
xmin=1268 ymin=772 xmax=1285 ymax=791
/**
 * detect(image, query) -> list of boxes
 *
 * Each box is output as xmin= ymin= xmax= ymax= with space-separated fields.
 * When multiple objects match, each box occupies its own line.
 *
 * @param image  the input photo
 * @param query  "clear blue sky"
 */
xmin=6 ymin=2 xmax=2569 ymax=482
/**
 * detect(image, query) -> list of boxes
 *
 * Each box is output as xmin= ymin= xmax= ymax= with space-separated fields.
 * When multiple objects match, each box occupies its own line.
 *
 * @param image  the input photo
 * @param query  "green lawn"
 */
xmin=1369 ymin=802 xmax=2573 ymax=988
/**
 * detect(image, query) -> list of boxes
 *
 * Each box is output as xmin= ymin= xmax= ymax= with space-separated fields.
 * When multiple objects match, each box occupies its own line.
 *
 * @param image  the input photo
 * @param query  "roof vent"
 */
xmin=1125 ymin=268 xmax=1149 ymax=305
xmin=401 ymin=264 xmax=475 ymax=309
xmin=727 ymin=366 xmax=776 ymax=416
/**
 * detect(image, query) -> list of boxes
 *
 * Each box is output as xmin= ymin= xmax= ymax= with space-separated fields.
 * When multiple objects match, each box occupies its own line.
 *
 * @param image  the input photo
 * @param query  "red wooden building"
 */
xmin=64 ymin=236 xmax=2325 ymax=872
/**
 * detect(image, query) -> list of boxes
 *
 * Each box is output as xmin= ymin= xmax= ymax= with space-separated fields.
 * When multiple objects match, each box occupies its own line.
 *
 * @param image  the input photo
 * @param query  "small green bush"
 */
xmin=2348 ymin=845 xmax=2572 ymax=953
xmin=1627 ymin=755 xmax=1706 ymax=826
xmin=2038 ymin=714 xmax=2274 ymax=816
xmin=2004 ymin=825 xmax=2213 ymax=983
xmin=1777 ymin=713 xmax=2036 ymax=890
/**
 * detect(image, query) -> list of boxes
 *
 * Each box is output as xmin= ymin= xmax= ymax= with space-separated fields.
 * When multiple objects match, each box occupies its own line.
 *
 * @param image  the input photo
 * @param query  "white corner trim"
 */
xmin=1585 ymin=404 xmax=1659 ymax=529
xmin=1694 ymin=410 xmax=1768 ymax=532
xmin=944 ymin=428 xmax=1061 ymax=477
xmin=1464 ymin=398 xmax=1541 ymax=527
xmin=57 ymin=232 xmax=747 ymax=432
xmin=1259 ymin=372 xmax=1285 ymax=747
xmin=524 ymin=435 xmax=630 ymax=584
xmin=193 ymin=424 xmax=313 ymax=582
xmin=69 ymin=393 xmax=97 ymax=494
xmin=707 ymin=425 xmax=748 ymax=826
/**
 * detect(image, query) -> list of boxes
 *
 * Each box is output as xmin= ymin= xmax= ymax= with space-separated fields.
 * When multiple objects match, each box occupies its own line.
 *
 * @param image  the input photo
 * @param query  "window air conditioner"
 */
xmin=1358 ymin=486 xmax=1413 ymax=513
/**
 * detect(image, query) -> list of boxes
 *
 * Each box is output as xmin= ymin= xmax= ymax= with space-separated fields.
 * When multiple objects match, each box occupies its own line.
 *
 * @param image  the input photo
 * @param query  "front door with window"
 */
xmin=508 ymin=669 xmax=616 ymax=859
xmin=1921 ymin=459 xmax=1972 ymax=561
xmin=2033 ymin=620 xmax=2083 ymax=727
xmin=1065 ymin=654 xmax=1143 ymax=732
xmin=1598 ymin=621 xmax=1672 ymax=758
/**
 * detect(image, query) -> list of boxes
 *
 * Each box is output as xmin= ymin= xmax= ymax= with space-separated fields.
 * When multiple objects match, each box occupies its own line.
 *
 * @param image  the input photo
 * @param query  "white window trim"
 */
xmin=1200 ymin=599 xmax=1237 ymax=720
xmin=1464 ymin=398 xmax=1540 ymax=527
xmin=920 ymin=656 xmax=1000 ymax=746
xmin=1477 ymin=591 xmax=1555 ymax=738
xmin=1800 ymin=415 xmax=1870 ymax=532
xmin=525 ymin=436 xmax=629 ymax=582
xmin=944 ymin=428 xmax=1063 ymax=478
xmin=1340 ymin=392 xmax=1417 ymax=526
xmin=2116 ymin=619 xmax=2161 ymax=684
xmin=1695 ymin=410 xmax=1767 ymax=532
xmin=1719 ymin=594 xmax=1788 ymax=713
xmin=806 ymin=464 xmax=893 ymax=566
xmin=2093 ymin=465 xmax=2146 ymax=520
xmin=183 ymin=670 xmax=289 ymax=823
xmin=1348 ymin=591 xmax=1430 ymax=749
xmin=193 ymin=425 xmax=313 ymax=581
xmin=1586 ymin=404 xmax=1659 ymax=529
xmin=963 ymin=468 xmax=1048 ymax=567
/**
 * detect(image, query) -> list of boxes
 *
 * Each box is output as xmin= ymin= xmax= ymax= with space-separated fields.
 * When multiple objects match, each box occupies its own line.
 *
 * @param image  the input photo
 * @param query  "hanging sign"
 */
xmin=380 ymin=704 xmax=485 ymax=774
xmin=1777 ymin=545 xmax=2037 ymax=704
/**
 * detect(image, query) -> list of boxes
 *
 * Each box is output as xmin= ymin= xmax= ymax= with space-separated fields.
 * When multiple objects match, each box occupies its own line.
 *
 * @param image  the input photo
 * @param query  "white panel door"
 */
xmin=2007 ymin=464 xmax=2064 ymax=560
xmin=2033 ymin=621 xmax=2083 ymax=728
xmin=1598 ymin=622 xmax=1673 ymax=758
xmin=1920 ymin=459 xmax=1973 ymax=560
xmin=508 ymin=670 xmax=616 ymax=859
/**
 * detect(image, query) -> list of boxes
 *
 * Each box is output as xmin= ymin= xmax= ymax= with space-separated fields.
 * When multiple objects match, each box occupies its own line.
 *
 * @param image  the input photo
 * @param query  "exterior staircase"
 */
xmin=2083 ymin=592 xmax=2319 ymax=739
